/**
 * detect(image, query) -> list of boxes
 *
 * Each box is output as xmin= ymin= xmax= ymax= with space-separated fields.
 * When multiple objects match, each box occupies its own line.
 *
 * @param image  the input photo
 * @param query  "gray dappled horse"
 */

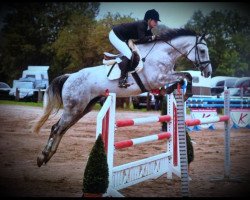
xmin=34 ymin=28 xmax=212 ymax=167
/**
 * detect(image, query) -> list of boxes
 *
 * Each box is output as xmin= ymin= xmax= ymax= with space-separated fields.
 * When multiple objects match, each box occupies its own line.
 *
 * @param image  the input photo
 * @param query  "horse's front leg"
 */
xmin=175 ymin=72 xmax=193 ymax=100
xmin=165 ymin=72 xmax=193 ymax=101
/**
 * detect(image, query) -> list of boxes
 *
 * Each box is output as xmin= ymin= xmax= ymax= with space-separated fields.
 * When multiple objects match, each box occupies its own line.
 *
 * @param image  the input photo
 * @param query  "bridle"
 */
xmin=164 ymin=34 xmax=211 ymax=73
xmin=187 ymin=35 xmax=211 ymax=72
xmin=143 ymin=34 xmax=211 ymax=73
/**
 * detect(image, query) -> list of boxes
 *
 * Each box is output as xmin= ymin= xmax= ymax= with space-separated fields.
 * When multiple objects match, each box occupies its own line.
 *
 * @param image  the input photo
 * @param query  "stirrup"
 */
xmin=118 ymin=77 xmax=130 ymax=88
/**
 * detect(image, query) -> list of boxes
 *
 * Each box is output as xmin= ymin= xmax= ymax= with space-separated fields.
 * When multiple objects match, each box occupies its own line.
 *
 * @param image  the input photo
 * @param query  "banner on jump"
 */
xmin=190 ymin=108 xmax=217 ymax=129
xmin=230 ymin=108 xmax=250 ymax=128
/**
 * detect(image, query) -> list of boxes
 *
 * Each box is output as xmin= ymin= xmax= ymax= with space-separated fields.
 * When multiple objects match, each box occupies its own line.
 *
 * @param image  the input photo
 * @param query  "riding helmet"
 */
xmin=144 ymin=9 xmax=161 ymax=22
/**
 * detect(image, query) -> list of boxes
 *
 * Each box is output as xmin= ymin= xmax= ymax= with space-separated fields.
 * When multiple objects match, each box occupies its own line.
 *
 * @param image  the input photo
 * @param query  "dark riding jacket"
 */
xmin=112 ymin=20 xmax=153 ymax=44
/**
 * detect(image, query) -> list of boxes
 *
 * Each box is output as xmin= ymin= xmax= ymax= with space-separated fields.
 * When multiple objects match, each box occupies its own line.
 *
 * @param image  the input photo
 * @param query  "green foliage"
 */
xmin=185 ymin=9 xmax=250 ymax=77
xmin=50 ymin=12 xmax=135 ymax=74
xmin=0 ymin=100 xmax=43 ymax=107
xmin=83 ymin=134 xmax=109 ymax=194
xmin=52 ymin=14 xmax=96 ymax=73
xmin=1 ymin=4 xmax=249 ymax=85
xmin=186 ymin=131 xmax=194 ymax=164
xmin=89 ymin=12 xmax=135 ymax=65
xmin=0 ymin=2 xmax=100 ymax=84
xmin=0 ymin=3 xmax=48 ymax=85
xmin=161 ymin=96 xmax=167 ymax=131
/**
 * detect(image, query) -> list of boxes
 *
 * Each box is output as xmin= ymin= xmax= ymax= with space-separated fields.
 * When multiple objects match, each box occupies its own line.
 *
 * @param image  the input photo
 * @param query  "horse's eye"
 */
xmin=200 ymin=49 xmax=205 ymax=54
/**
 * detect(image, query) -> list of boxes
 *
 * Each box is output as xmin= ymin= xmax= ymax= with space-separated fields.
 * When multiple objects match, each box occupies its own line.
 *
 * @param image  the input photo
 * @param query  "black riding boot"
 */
xmin=118 ymin=56 xmax=130 ymax=88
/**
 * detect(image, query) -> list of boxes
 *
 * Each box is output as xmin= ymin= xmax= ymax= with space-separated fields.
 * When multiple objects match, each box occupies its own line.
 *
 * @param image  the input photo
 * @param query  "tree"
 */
xmin=51 ymin=13 xmax=96 ymax=73
xmin=0 ymin=3 xmax=48 ymax=85
xmin=185 ymin=9 xmax=250 ymax=77
xmin=89 ymin=12 xmax=136 ymax=65
xmin=82 ymin=134 xmax=109 ymax=195
xmin=50 ymin=12 xmax=136 ymax=76
xmin=0 ymin=2 xmax=100 ymax=85
xmin=44 ymin=2 xmax=100 ymax=79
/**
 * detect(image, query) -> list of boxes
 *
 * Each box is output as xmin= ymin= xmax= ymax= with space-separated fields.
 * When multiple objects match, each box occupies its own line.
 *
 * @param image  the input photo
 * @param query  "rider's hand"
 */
xmin=152 ymin=35 xmax=160 ymax=41
xmin=155 ymin=35 xmax=160 ymax=40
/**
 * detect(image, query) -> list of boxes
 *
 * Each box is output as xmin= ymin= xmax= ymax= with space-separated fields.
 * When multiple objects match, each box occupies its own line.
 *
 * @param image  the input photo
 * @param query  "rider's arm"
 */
xmin=135 ymin=22 xmax=154 ymax=44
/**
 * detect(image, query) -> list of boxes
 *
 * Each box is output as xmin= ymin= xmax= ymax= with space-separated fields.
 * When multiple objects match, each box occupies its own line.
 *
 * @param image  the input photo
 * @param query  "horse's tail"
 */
xmin=33 ymin=74 xmax=70 ymax=134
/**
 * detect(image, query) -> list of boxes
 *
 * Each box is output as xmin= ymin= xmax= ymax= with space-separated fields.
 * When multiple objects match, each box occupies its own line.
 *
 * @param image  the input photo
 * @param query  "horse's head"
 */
xmin=186 ymin=34 xmax=212 ymax=78
xmin=157 ymin=29 xmax=212 ymax=78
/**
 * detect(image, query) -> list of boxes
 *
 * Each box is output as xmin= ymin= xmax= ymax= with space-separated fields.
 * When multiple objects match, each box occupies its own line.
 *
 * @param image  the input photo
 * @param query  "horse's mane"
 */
xmin=158 ymin=28 xmax=198 ymax=41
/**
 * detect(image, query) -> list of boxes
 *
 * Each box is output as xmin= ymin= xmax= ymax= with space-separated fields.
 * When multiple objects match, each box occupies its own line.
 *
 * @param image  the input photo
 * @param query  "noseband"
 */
xmin=187 ymin=36 xmax=211 ymax=72
xmin=164 ymin=35 xmax=211 ymax=72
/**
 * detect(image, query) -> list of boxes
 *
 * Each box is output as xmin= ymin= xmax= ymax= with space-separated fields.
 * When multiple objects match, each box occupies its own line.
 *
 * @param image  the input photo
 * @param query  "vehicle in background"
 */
xmin=131 ymin=92 xmax=156 ymax=109
xmin=131 ymin=70 xmax=213 ymax=109
xmin=211 ymin=76 xmax=238 ymax=96
xmin=222 ymin=77 xmax=250 ymax=97
xmin=0 ymin=82 xmax=12 ymax=100
xmin=0 ymin=82 xmax=11 ymax=90
xmin=9 ymin=80 xmax=35 ymax=99
xmin=181 ymin=70 xmax=212 ymax=97
xmin=19 ymin=66 xmax=49 ymax=89
xmin=9 ymin=65 xmax=49 ymax=100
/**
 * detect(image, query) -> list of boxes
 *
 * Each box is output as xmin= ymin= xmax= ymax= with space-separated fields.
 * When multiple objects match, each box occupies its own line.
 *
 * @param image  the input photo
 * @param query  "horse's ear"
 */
xmin=205 ymin=34 xmax=210 ymax=40
xmin=199 ymin=33 xmax=206 ymax=42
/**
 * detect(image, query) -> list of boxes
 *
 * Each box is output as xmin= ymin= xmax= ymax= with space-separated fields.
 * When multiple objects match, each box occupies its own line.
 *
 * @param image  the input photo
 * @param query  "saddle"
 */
xmin=103 ymin=40 xmax=144 ymax=80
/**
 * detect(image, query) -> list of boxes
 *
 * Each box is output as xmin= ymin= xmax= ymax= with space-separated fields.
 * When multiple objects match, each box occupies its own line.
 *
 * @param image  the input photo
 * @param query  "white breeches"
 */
xmin=109 ymin=30 xmax=132 ymax=60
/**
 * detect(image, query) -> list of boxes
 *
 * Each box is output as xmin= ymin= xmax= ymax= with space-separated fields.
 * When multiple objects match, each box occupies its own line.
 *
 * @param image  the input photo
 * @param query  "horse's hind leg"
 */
xmin=37 ymin=111 xmax=81 ymax=167
xmin=37 ymin=96 xmax=102 ymax=167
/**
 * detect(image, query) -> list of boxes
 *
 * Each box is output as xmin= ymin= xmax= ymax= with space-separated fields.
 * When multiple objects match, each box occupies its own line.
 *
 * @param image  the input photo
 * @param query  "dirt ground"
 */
xmin=0 ymin=104 xmax=249 ymax=197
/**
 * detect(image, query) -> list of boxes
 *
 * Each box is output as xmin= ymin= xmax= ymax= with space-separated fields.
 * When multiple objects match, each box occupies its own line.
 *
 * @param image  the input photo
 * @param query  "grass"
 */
xmin=0 ymin=100 xmax=103 ymax=110
xmin=0 ymin=100 xmax=160 ymax=112
xmin=0 ymin=100 xmax=43 ymax=107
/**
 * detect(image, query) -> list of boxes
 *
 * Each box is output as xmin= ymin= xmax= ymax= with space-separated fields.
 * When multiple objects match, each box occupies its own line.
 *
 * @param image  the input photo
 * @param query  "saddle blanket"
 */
xmin=104 ymin=61 xmax=143 ymax=80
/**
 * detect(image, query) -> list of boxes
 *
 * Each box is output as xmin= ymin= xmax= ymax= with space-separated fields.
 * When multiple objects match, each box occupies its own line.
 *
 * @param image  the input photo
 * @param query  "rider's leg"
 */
xmin=118 ymin=56 xmax=130 ymax=87
xmin=109 ymin=30 xmax=132 ymax=87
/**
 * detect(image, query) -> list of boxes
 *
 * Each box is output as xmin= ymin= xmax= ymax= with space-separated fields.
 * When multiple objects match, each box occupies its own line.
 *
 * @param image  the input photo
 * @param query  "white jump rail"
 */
xmin=96 ymin=92 xmax=181 ymax=197
xmin=94 ymin=89 xmax=231 ymax=197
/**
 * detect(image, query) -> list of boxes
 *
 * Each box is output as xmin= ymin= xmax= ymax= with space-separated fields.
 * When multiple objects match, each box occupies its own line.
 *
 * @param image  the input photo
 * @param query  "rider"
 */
xmin=109 ymin=9 xmax=161 ymax=88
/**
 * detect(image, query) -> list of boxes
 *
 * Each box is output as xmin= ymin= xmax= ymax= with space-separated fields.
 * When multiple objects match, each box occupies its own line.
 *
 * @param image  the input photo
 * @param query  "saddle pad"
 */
xmin=105 ymin=64 xmax=121 ymax=80
xmin=105 ymin=59 xmax=144 ymax=81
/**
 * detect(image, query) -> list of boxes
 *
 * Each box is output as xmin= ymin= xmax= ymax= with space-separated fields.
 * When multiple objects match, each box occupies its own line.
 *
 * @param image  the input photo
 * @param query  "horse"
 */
xmin=34 ymin=28 xmax=212 ymax=167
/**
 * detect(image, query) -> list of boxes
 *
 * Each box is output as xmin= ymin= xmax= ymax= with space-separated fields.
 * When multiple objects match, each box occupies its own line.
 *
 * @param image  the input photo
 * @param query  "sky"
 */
xmin=96 ymin=2 xmax=247 ymax=28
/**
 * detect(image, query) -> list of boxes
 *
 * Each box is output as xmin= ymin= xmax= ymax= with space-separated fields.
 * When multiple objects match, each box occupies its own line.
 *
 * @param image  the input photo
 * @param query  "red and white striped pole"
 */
xmin=116 ymin=115 xmax=171 ymax=127
xmin=185 ymin=115 xmax=229 ymax=126
xmin=114 ymin=132 xmax=171 ymax=149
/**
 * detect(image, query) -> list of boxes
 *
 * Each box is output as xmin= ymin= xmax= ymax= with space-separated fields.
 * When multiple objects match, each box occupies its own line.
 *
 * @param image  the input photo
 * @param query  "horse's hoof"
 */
xmin=37 ymin=154 xmax=45 ymax=167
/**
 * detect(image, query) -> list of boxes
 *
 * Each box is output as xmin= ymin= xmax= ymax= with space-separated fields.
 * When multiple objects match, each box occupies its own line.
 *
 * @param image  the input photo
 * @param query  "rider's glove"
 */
xmin=152 ymin=35 xmax=160 ymax=41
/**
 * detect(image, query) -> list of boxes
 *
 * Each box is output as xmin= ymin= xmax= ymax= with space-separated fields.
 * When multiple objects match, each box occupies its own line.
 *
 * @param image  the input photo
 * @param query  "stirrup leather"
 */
xmin=118 ymin=77 xmax=128 ymax=88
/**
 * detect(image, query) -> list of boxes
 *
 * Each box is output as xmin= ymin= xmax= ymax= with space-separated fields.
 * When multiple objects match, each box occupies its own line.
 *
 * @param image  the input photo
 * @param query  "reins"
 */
xmin=141 ymin=35 xmax=211 ymax=72
xmin=141 ymin=42 xmax=157 ymax=62
xmin=141 ymin=36 xmax=210 ymax=72
xmin=163 ymin=36 xmax=211 ymax=71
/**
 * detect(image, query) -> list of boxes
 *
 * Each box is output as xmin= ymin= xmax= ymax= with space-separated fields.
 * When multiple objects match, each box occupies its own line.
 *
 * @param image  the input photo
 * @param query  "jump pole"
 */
xmin=209 ymin=90 xmax=242 ymax=182
xmin=174 ymin=87 xmax=190 ymax=197
xmin=96 ymin=91 xmax=183 ymax=197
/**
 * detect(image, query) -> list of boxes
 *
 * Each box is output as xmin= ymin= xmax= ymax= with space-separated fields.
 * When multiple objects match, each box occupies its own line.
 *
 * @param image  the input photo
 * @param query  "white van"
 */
xmin=211 ymin=76 xmax=238 ymax=96
xmin=9 ymin=65 xmax=49 ymax=99
xmin=20 ymin=66 xmax=49 ymax=89
xmin=9 ymin=80 xmax=34 ymax=99
xmin=20 ymin=70 xmax=48 ymax=89
xmin=224 ymin=77 xmax=250 ymax=97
